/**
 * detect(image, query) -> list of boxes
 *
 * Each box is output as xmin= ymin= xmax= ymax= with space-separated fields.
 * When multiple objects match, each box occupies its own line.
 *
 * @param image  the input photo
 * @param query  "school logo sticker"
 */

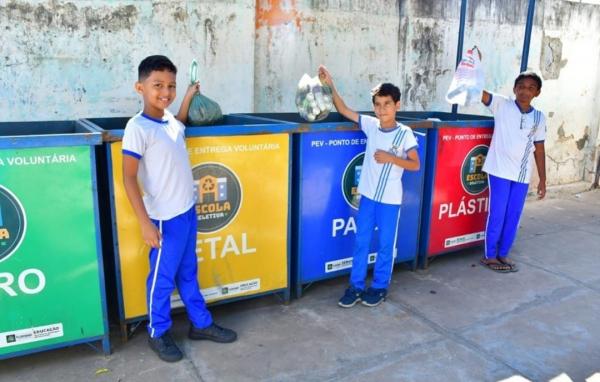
xmin=0 ymin=185 xmax=27 ymax=263
xmin=461 ymin=145 xmax=489 ymax=195
xmin=342 ymin=153 xmax=365 ymax=210
xmin=192 ymin=163 xmax=242 ymax=233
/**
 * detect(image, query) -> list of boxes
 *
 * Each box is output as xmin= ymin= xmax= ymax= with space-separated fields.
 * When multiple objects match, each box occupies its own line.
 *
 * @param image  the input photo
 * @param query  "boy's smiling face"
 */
xmin=373 ymin=94 xmax=400 ymax=128
xmin=513 ymin=77 xmax=540 ymax=107
xmin=135 ymin=69 xmax=177 ymax=117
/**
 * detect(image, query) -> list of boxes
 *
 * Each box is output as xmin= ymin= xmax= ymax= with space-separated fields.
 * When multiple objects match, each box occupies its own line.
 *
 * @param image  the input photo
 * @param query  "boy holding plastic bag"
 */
xmin=472 ymin=54 xmax=547 ymax=273
xmin=318 ymin=65 xmax=420 ymax=308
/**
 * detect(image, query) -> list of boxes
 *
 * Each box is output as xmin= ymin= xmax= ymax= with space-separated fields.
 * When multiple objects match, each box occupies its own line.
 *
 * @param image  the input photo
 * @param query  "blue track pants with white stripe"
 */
xmin=147 ymin=206 xmax=212 ymax=338
xmin=350 ymin=196 xmax=401 ymax=290
xmin=485 ymin=174 xmax=529 ymax=259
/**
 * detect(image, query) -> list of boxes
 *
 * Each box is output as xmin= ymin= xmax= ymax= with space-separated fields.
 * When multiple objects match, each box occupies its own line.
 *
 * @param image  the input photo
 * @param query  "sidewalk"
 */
xmin=1 ymin=189 xmax=599 ymax=382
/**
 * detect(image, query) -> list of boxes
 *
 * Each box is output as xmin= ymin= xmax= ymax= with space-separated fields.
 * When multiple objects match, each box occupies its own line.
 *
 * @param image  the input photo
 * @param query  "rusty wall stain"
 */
xmin=256 ymin=0 xmax=302 ymax=30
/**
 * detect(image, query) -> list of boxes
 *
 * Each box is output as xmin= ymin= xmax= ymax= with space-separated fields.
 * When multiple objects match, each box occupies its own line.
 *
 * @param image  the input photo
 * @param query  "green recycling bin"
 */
xmin=0 ymin=121 xmax=109 ymax=359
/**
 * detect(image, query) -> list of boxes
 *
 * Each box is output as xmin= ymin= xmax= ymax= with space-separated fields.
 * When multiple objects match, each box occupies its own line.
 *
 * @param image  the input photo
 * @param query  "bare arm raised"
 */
xmin=318 ymin=65 xmax=359 ymax=123
xmin=476 ymin=49 xmax=493 ymax=106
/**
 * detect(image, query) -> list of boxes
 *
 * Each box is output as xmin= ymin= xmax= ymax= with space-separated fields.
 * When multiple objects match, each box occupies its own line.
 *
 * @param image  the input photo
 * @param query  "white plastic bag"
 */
xmin=446 ymin=46 xmax=484 ymax=106
xmin=295 ymin=74 xmax=333 ymax=122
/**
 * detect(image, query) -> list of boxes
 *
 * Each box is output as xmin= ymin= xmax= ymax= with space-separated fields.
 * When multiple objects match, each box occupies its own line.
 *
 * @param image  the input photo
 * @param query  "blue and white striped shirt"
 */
xmin=357 ymin=115 xmax=419 ymax=205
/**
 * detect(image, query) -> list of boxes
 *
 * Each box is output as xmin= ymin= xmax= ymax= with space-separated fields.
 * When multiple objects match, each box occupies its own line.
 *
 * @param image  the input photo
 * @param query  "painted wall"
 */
xmin=1 ymin=0 xmax=599 ymax=186
xmin=529 ymin=0 xmax=600 ymax=184
xmin=0 ymin=0 xmax=256 ymax=120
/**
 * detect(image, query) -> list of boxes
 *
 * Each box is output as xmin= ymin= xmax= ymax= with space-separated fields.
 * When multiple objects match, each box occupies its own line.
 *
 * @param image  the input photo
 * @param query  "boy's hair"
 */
xmin=371 ymin=83 xmax=401 ymax=103
xmin=138 ymin=55 xmax=177 ymax=81
xmin=514 ymin=71 xmax=542 ymax=90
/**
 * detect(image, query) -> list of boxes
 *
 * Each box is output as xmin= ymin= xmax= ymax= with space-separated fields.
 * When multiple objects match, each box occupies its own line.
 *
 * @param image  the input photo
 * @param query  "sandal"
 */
xmin=479 ymin=258 xmax=511 ymax=273
xmin=498 ymin=257 xmax=519 ymax=272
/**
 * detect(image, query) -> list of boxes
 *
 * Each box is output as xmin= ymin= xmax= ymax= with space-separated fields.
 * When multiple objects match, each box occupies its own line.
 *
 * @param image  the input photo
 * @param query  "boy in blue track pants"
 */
xmin=122 ymin=55 xmax=236 ymax=362
xmin=479 ymin=69 xmax=547 ymax=273
xmin=318 ymin=65 xmax=420 ymax=307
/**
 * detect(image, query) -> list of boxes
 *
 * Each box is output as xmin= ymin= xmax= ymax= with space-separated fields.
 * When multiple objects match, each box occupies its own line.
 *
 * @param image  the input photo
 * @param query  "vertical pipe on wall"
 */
xmin=452 ymin=0 xmax=468 ymax=115
xmin=520 ymin=0 xmax=536 ymax=72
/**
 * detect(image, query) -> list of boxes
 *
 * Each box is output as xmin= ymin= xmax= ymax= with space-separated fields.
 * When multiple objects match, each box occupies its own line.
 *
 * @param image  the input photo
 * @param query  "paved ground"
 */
xmin=1 ymin=188 xmax=599 ymax=382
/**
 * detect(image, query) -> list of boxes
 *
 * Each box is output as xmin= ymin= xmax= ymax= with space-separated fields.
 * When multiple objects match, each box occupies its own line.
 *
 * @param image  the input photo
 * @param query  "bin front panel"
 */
xmin=426 ymin=126 xmax=493 ymax=256
xmin=110 ymin=134 xmax=289 ymax=320
xmin=0 ymin=146 xmax=105 ymax=356
xmin=297 ymin=129 xmax=426 ymax=284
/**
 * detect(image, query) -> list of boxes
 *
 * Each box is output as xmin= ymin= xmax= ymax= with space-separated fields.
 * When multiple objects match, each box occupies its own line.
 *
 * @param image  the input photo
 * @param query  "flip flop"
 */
xmin=498 ymin=258 xmax=519 ymax=272
xmin=479 ymin=258 xmax=511 ymax=273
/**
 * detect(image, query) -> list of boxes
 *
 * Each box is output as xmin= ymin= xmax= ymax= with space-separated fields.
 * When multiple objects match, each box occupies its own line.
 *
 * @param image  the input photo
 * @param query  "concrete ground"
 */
xmin=1 ymin=188 xmax=599 ymax=382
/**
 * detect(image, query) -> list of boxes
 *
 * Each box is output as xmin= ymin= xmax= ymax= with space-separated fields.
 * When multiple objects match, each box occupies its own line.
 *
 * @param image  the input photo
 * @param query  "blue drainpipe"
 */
xmin=452 ymin=0 xmax=468 ymax=115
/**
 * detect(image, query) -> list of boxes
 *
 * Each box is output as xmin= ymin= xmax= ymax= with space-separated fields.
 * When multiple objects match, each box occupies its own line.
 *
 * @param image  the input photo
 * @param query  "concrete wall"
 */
xmin=0 ymin=0 xmax=256 ymax=119
xmin=1 ymin=0 xmax=599 ymax=186
xmin=530 ymin=0 xmax=600 ymax=184
xmin=458 ymin=0 xmax=600 ymax=185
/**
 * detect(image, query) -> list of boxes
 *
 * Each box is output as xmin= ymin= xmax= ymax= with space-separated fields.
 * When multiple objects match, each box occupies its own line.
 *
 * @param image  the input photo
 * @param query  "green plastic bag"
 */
xmin=187 ymin=60 xmax=223 ymax=126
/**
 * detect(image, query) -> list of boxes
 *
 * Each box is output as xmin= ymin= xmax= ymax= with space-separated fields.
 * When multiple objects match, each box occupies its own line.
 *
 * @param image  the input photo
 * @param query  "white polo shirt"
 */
xmin=122 ymin=110 xmax=195 ymax=220
xmin=482 ymin=93 xmax=546 ymax=184
xmin=357 ymin=115 xmax=419 ymax=205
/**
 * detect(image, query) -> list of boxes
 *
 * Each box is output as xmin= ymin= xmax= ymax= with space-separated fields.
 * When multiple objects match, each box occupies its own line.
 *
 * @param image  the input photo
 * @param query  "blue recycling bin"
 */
xmin=239 ymin=113 xmax=428 ymax=298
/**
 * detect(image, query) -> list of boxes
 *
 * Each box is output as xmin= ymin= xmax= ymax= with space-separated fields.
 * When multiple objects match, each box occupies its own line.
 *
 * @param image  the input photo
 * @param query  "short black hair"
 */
xmin=138 ymin=55 xmax=177 ymax=81
xmin=371 ymin=83 xmax=401 ymax=103
xmin=514 ymin=71 xmax=542 ymax=90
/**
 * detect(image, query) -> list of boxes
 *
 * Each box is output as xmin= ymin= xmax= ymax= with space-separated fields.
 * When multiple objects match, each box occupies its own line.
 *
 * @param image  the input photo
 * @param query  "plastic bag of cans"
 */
xmin=295 ymin=73 xmax=333 ymax=122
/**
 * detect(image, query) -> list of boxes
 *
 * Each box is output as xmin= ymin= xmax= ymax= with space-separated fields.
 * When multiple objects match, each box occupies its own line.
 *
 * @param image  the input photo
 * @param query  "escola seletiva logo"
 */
xmin=342 ymin=152 xmax=365 ymax=210
xmin=0 ymin=185 xmax=27 ymax=263
xmin=461 ymin=145 xmax=489 ymax=195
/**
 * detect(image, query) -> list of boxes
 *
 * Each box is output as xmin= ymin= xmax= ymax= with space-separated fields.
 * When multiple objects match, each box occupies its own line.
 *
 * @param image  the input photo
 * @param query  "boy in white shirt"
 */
xmin=318 ymin=65 xmax=420 ymax=307
xmin=480 ymin=71 xmax=547 ymax=272
xmin=122 ymin=55 xmax=237 ymax=362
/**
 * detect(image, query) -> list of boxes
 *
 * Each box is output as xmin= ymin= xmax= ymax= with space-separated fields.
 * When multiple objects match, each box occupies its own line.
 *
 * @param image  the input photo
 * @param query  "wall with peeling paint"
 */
xmin=1 ymin=0 xmax=599 ymax=186
xmin=529 ymin=0 xmax=600 ymax=185
xmin=0 ymin=0 xmax=256 ymax=120
xmin=254 ymin=0 xmax=405 ymax=111
xmin=456 ymin=0 xmax=600 ymax=185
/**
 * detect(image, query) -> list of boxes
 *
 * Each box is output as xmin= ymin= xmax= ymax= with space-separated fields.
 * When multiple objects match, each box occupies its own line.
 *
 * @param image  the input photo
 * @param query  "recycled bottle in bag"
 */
xmin=296 ymin=73 xmax=333 ymax=122
xmin=186 ymin=60 xmax=223 ymax=126
xmin=445 ymin=46 xmax=484 ymax=107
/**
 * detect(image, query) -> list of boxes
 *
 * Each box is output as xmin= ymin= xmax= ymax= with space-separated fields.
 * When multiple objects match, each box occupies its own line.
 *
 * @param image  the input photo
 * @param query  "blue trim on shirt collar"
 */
xmin=514 ymin=100 xmax=534 ymax=114
xmin=378 ymin=123 xmax=401 ymax=133
xmin=141 ymin=113 xmax=169 ymax=124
